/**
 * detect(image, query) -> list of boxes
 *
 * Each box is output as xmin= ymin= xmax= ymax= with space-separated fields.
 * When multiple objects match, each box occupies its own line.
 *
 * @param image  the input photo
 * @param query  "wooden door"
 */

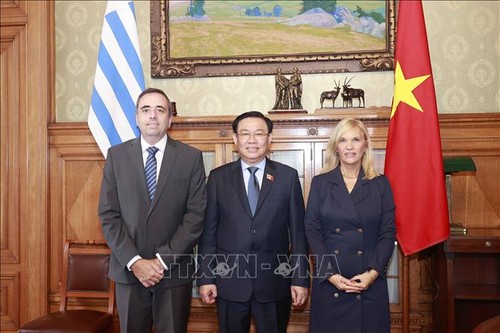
xmin=0 ymin=1 xmax=52 ymax=331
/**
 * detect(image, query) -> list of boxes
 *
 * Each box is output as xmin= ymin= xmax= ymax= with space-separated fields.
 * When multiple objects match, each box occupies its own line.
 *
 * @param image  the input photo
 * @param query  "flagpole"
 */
xmin=386 ymin=1 xmax=450 ymax=328
xmin=402 ymin=253 xmax=410 ymax=333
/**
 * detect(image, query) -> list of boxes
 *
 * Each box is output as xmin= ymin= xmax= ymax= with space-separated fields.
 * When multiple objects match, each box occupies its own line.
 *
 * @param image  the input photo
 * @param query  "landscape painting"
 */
xmin=151 ymin=0 xmax=395 ymax=78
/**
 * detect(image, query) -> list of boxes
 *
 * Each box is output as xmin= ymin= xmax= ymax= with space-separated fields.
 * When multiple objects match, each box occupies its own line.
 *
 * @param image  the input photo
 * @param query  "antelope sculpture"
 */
xmin=342 ymin=77 xmax=365 ymax=108
xmin=320 ymin=80 xmax=341 ymax=108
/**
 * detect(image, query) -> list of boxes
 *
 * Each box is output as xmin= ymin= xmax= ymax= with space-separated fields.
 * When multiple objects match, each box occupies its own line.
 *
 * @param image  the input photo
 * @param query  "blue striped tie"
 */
xmin=145 ymin=147 xmax=159 ymax=201
xmin=247 ymin=167 xmax=260 ymax=216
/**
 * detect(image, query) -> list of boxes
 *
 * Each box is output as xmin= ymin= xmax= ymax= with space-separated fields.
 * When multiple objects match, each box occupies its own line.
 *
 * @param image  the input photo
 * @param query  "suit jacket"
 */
xmin=305 ymin=167 xmax=395 ymax=333
xmin=197 ymin=158 xmax=309 ymax=303
xmin=98 ymin=136 xmax=206 ymax=288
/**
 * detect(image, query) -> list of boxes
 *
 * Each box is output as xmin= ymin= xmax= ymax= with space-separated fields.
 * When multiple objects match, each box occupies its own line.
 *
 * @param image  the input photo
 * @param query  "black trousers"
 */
xmin=216 ymin=295 xmax=292 ymax=333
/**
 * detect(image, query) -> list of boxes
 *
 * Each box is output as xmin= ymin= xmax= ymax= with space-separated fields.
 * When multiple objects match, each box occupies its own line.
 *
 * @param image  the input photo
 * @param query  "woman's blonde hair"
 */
xmin=321 ymin=118 xmax=378 ymax=179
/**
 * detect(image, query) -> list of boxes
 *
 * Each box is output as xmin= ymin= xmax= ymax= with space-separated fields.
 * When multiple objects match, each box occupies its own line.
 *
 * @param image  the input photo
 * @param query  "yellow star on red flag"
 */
xmin=391 ymin=61 xmax=431 ymax=118
xmin=385 ymin=0 xmax=449 ymax=258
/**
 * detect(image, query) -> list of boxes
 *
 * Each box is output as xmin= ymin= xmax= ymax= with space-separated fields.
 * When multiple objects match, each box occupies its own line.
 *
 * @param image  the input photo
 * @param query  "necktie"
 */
xmin=145 ymin=146 xmax=159 ymax=201
xmin=247 ymin=167 xmax=260 ymax=216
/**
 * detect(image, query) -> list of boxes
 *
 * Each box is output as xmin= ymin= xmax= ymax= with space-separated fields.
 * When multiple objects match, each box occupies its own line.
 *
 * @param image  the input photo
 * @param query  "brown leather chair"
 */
xmin=19 ymin=240 xmax=115 ymax=333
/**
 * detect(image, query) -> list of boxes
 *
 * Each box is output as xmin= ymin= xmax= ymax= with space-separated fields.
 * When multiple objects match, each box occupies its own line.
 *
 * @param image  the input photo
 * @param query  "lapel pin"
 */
xmin=266 ymin=174 xmax=274 ymax=181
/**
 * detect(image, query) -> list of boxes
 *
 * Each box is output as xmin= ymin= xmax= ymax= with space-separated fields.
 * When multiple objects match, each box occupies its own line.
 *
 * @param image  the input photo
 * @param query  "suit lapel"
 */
xmin=256 ymin=158 xmax=276 ymax=215
xmin=129 ymin=138 xmax=150 ymax=204
xmin=329 ymin=167 xmax=361 ymax=222
xmin=151 ymin=136 xmax=178 ymax=210
xmin=350 ymin=169 xmax=370 ymax=206
xmin=230 ymin=160 xmax=253 ymax=218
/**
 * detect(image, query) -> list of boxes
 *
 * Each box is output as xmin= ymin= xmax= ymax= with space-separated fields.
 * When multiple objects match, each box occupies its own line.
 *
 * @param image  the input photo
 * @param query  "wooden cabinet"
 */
xmin=433 ymin=228 xmax=500 ymax=333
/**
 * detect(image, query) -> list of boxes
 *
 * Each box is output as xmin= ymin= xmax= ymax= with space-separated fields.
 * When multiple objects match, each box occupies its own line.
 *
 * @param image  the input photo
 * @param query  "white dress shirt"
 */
xmin=127 ymin=135 xmax=169 ymax=271
xmin=241 ymin=158 xmax=266 ymax=193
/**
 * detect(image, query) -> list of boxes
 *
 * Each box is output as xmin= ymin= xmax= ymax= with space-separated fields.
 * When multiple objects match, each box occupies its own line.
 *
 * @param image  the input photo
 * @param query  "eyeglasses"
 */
xmin=237 ymin=131 xmax=269 ymax=141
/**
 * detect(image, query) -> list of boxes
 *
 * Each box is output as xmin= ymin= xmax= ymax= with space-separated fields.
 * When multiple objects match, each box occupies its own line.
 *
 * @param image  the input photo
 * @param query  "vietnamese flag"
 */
xmin=384 ymin=0 xmax=449 ymax=256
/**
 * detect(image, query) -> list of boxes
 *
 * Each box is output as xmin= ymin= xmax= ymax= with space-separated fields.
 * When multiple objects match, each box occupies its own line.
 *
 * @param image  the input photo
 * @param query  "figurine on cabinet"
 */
xmin=272 ymin=67 xmax=290 ymax=110
xmin=270 ymin=67 xmax=307 ymax=114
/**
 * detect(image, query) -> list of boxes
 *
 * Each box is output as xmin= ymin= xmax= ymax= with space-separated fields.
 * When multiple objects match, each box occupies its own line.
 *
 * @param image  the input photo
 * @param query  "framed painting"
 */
xmin=151 ymin=0 xmax=396 ymax=78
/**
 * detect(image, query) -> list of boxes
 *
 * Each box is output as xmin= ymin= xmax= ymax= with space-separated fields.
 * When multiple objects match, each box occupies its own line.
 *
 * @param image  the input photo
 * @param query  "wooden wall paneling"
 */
xmin=1 ymin=1 xmax=52 ymax=331
xmin=439 ymin=114 xmax=500 ymax=157
xmin=64 ymin=156 xmax=105 ymax=242
xmin=0 ymin=1 xmax=54 ymax=332
xmin=0 ymin=1 xmax=28 ymax=26
xmin=0 ymin=23 xmax=23 ymax=332
xmin=440 ymin=114 xmax=500 ymax=229
xmin=451 ymin=173 xmax=500 ymax=228
xmin=23 ymin=0 xmax=51 ymax=325
xmin=48 ymin=146 xmax=64 ymax=299
xmin=0 ymin=272 xmax=20 ymax=331
xmin=48 ymin=129 xmax=106 ymax=310
xmin=473 ymin=157 xmax=500 ymax=216
xmin=0 ymin=25 xmax=22 ymax=264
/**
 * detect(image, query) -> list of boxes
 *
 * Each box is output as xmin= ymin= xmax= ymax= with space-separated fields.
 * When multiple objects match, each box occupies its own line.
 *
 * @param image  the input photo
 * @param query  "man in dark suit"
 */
xmin=98 ymin=88 xmax=206 ymax=333
xmin=197 ymin=111 xmax=309 ymax=333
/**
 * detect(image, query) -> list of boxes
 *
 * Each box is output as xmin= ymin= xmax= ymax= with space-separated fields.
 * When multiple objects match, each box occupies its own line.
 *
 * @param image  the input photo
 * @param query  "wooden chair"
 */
xmin=19 ymin=240 xmax=115 ymax=333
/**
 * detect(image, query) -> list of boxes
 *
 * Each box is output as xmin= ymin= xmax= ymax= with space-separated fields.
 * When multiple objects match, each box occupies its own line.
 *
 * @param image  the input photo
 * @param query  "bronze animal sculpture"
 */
xmin=320 ymin=80 xmax=341 ymax=108
xmin=342 ymin=77 xmax=365 ymax=108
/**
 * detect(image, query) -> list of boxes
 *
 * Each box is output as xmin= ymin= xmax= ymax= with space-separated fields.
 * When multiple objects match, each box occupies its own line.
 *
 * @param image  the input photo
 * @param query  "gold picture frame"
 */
xmin=151 ymin=0 xmax=395 ymax=78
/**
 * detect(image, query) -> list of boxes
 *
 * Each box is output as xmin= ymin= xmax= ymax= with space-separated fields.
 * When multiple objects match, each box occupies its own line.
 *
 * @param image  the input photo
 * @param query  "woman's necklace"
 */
xmin=342 ymin=171 xmax=358 ymax=193
xmin=341 ymin=169 xmax=359 ymax=179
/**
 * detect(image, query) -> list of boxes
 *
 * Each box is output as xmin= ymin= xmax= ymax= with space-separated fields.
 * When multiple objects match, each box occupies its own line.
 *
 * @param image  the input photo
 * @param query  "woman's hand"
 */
xmin=328 ymin=270 xmax=379 ymax=293
xmin=348 ymin=269 xmax=379 ymax=292
xmin=328 ymin=274 xmax=363 ymax=293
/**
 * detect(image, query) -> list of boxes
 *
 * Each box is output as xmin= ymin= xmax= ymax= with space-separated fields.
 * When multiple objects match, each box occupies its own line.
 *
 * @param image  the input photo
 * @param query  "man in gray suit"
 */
xmin=98 ymin=88 xmax=206 ymax=332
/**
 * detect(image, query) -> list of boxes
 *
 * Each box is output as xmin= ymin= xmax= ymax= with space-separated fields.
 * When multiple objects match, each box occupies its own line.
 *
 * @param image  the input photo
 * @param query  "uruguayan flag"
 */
xmin=88 ymin=0 xmax=145 ymax=157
